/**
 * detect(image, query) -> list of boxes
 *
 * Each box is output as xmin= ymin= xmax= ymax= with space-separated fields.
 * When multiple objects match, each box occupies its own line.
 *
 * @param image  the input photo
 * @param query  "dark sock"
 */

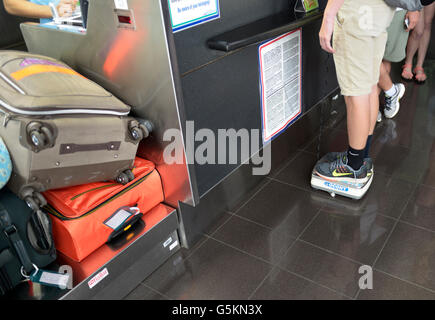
xmin=364 ymin=135 xmax=373 ymax=159
xmin=347 ymin=146 xmax=365 ymax=170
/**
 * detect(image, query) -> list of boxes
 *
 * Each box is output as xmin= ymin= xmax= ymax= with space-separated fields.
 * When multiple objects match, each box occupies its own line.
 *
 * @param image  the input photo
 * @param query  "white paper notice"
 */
xmin=259 ymin=30 xmax=302 ymax=142
xmin=168 ymin=0 xmax=220 ymax=32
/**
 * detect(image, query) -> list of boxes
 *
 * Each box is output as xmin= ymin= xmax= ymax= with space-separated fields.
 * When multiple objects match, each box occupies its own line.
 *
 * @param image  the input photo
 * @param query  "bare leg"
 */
xmin=404 ymin=10 xmax=425 ymax=66
xmin=416 ymin=3 xmax=435 ymax=68
xmin=369 ymin=85 xmax=379 ymax=135
xmin=379 ymin=60 xmax=393 ymax=92
xmin=345 ymin=94 xmax=371 ymax=150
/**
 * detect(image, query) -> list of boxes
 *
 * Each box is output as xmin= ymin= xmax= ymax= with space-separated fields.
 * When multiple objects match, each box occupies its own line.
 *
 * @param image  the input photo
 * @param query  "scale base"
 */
xmin=310 ymin=172 xmax=373 ymax=200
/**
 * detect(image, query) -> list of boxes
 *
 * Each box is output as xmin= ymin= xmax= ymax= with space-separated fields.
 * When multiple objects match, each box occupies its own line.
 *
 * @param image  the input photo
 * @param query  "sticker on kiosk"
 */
xmin=258 ymin=29 xmax=302 ymax=144
xmin=168 ymin=0 xmax=220 ymax=33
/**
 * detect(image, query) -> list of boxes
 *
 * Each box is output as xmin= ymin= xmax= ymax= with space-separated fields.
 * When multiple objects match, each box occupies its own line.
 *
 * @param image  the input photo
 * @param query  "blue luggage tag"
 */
xmin=0 ymin=137 xmax=12 ymax=190
xmin=25 ymin=265 xmax=71 ymax=289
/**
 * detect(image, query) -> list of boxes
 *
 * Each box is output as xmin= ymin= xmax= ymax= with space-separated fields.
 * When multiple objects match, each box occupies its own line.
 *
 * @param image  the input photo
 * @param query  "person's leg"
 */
xmin=379 ymin=60 xmax=393 ymax=92
xmin=368 ymin=84 xmax=379 ymax=136
xmin=345 ymin=95 xmax=370 ymax=150
xmin=403 ymin=9 xmax=425 ymax=78
xmin=414 ymin=3 xmax=435 ymax=82
xmin=363 ymin=84 xmax=380 ymax=159
xmin=344 ymin=94 xmax=371 ymax=170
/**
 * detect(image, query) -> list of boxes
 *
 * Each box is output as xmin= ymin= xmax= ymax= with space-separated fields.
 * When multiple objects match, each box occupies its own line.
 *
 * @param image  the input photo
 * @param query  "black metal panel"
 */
xmin=207 ymin=10 xmax=323 ymax=52
xmin=301 ymin=19 xmax=338 ymax=109
xmin=173 ymin=0 xmax=294 ymax=74
xmin=181 ymin=45 xmax=260 ymax=195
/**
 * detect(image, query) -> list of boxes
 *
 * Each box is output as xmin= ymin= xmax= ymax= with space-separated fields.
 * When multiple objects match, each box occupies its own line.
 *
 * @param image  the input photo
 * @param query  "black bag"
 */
xmin=0 ymin=189 xmax=56 ymax=295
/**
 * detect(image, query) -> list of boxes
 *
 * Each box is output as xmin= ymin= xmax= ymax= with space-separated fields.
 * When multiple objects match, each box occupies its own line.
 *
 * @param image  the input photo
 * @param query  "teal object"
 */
xmin=0 ymin=137 xmax=12 ymax=190
xmin=29 ymin=0 xmax=60 ymax=24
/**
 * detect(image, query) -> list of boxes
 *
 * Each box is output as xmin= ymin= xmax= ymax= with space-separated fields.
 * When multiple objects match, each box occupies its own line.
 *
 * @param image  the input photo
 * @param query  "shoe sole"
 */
xmin=313 ymin=169 xmax=370 ymax=185
xmin=384 ymin=84 xmax=405 ymax=119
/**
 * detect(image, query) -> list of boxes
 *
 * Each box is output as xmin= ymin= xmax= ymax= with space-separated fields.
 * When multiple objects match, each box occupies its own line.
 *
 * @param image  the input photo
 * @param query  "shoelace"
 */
xmin=385 ymin=95 xmax=393 ymax=110
xmin=330 ymin=155 xmax=366 ymax=179
xmin=330 ymin=154 xmax=348 ymax=170
xmin=385 ymin=88 xmax=398 ymax=111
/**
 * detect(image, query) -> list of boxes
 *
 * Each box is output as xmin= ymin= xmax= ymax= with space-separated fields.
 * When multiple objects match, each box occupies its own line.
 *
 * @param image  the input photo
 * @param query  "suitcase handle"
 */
xmin=59 ymin=141 xmax=121 ymax=154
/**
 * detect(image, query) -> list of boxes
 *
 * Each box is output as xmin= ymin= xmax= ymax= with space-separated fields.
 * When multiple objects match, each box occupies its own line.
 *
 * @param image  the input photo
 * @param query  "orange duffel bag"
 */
xmin=42 ymin=157 xmax=164 ymax=262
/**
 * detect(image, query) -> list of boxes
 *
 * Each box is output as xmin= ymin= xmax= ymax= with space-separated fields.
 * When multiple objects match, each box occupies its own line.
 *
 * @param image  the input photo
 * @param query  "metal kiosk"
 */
xmin=12 ymin=0 xmax=340 ymax=299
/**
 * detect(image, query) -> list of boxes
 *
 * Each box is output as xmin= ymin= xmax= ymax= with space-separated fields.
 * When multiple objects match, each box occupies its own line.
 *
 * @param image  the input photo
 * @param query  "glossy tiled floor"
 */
xmin=124 ymin=61 xmax=435 ymax=300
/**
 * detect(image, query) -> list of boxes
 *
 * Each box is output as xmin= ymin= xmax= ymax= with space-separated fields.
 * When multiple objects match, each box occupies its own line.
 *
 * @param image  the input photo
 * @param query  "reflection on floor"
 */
xmin=125 ymin=61 xmax=435 ymax=300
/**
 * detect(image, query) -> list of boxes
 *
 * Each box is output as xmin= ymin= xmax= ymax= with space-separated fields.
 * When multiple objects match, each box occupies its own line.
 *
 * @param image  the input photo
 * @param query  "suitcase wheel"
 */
xmin=21 ymin=187 xmax=47 ymax=211
xmin=27 ymin=122 xmax=54 ymax=149
xmin=138 ymin=123 xmax=150 ymax=139
xmin=116 ymin=172 xmax=129 ymax=185
xmin=129 ymin=126 xmax=144 ymax=141
xmin=129 ymin=119 xmax=153 ymax=141
xmin=116 ymin=170 xmax=135 ymax=185
xmin=29 ymin=130 xmax=46 ymax=148
xmin=125 ymin=169 xmax=135 ymax=181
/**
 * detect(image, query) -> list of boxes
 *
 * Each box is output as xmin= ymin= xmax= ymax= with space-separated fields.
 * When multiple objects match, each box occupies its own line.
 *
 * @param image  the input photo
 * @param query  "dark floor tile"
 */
xmin=228 ymin=178 xmax=271 ymax=214
xmin=274 ymin=151 xmax=319 ymax=191
xmin=393 ymin=78 xmax=435 ymax=127
xmin=375 ymin=222 xmax=435 ymax=291
xmin=419 ymin=147 xmax=435 ymax=188
xmin=357 ymin=270 xmax=435 ymax=300
xmin=279 ymin=241 xmax=362 ymax=298
xmin=204 ymin=211 xmax=233 ymax=236
xmin=374 ymin=116 xmax=435 ymax=155
xmin=124 ymin=284 xmax=168 ymax=300
xmin=250 ymin=267 xmax=347 ymax=300
xmin=321 ymin=172 xmax=415 ymax=219
xmin=300 ymin=210 xmax=395 ymax=265
xmin=235 ymin=180 xmax=323 ymax=236
xmin=370 ymin=143 xmax=427 ymax=184
xmin=400 ymin=185 xmax=435 ymax=232
xmin=212 ymin=215 xmax=295 ymax=264
xmin=144 ymin=238 xmax=272 ymax=300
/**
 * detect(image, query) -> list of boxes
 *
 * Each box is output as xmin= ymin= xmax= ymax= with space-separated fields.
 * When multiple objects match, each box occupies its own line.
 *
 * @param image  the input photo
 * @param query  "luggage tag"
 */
xmin=24 ymin=264 xmax=70 ymax=289
xmin=104 ymin=206 xmax=144 ymax=243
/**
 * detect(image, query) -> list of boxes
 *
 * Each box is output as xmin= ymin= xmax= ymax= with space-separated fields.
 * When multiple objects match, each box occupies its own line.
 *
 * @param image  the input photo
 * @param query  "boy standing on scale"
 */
xmin=315 ymin=0 xmax=395 ymax=185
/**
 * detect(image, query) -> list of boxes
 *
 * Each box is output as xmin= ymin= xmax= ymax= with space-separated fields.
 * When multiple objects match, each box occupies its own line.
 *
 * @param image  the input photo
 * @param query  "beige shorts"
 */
xmin=332 ymin=0 xmax=395 ymax=96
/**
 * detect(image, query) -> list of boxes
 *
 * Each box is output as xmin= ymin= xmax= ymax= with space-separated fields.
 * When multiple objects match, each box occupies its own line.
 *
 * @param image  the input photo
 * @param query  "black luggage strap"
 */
xmin=0 ymin=203 xmax=35 ymax=277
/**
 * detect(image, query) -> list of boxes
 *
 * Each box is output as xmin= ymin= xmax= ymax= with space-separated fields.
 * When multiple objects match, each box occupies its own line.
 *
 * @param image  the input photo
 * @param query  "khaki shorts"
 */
xmin=332 ymin=0 xmax=395 ymax=96
xmin=384 ymin=10 xmax=410 ymax=62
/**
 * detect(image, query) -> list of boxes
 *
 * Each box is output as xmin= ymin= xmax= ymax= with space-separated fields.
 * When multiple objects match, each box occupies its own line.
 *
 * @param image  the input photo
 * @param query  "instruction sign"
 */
xmin=259 ymin=29 xmax=302 ymax=143
xmin=168 ymin=0 xmax=220 ymax=33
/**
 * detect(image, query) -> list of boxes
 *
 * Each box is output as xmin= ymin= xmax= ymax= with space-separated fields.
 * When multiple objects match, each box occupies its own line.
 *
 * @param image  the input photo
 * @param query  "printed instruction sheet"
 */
xmin=259 ymin=29 xmax=302 ymax=143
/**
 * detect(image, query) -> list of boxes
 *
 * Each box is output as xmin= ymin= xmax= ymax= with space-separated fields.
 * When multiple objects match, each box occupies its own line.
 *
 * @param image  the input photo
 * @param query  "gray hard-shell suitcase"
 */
xmin=0 ymin=51 xmax=151 ymax=209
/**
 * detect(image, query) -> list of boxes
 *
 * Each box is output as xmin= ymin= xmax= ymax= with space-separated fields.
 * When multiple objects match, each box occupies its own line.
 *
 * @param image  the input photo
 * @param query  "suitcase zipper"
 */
xmin=0 ymin=98 xmax=130 ymax=116
xmin=44 ymin=171 xmax=153 ymax=221
xmin=70 ymin=184 xmax=119 ymax=201
xmin=0 ymin=71 xmax=26 ymax=94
